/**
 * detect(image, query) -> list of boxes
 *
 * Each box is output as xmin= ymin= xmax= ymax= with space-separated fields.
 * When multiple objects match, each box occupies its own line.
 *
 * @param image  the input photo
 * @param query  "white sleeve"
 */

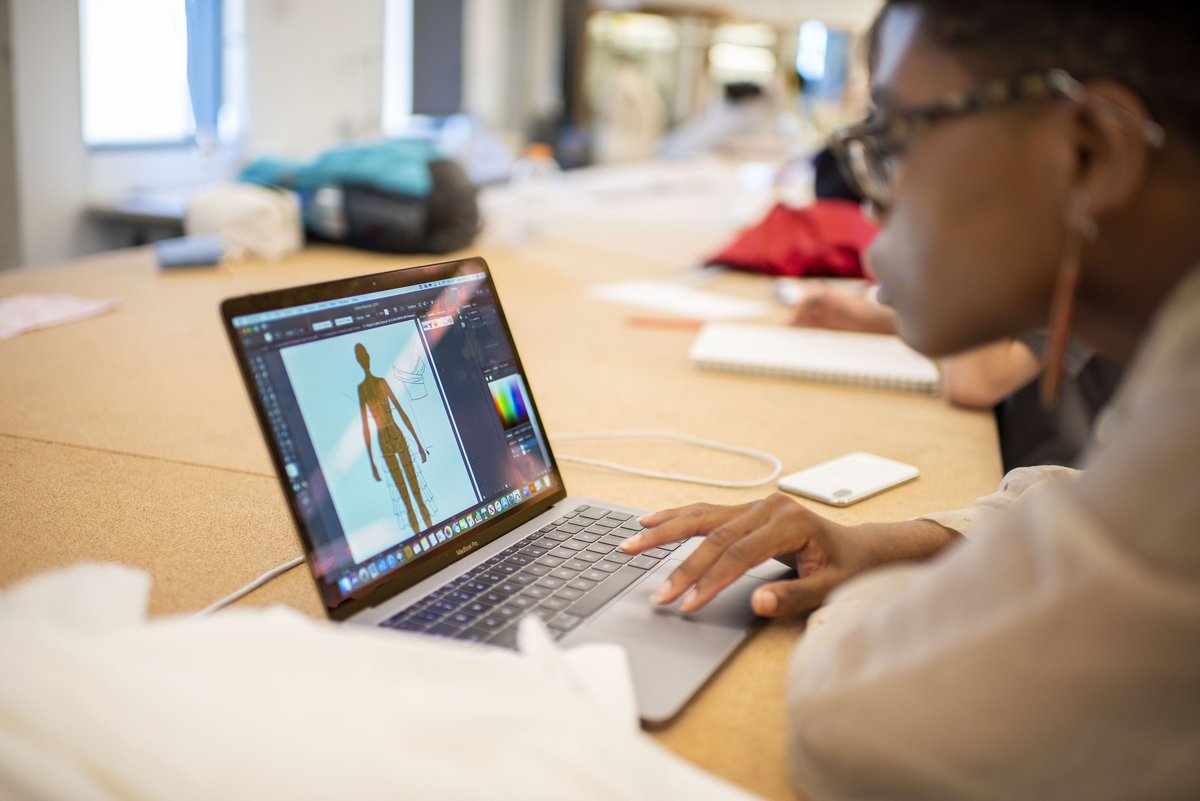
xmin=787 ymin=482 xmax=1200 ymax=801
xmin=785 ymin=270 xmax=1200 ymax=800
xmin=918 ymin=464 xmax=1077 ymax=536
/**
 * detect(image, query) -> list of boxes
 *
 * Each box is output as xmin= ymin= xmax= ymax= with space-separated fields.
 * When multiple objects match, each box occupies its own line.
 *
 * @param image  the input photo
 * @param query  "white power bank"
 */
xmin=777 ymin=452 xmax=919 ymax=506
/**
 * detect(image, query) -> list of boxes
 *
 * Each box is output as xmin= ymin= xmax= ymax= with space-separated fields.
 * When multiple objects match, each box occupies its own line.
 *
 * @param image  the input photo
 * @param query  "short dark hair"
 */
xmin=880 ymin=1 xmax=1200 ymax=147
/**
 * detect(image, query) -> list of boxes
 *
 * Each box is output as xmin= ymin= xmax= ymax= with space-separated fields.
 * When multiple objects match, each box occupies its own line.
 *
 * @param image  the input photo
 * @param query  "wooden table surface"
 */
xmin=0 ymin=227 xmax=1001 ymax=800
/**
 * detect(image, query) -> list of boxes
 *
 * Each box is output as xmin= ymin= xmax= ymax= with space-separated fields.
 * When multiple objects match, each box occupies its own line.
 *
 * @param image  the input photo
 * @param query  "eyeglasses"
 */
xmin=828 ymin=69 xmax=1166 ymax=210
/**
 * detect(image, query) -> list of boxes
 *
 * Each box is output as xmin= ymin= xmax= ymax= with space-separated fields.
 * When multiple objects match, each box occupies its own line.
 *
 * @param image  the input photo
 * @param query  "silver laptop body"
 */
xmin=222 ymin=256 xmax=788 ymax=723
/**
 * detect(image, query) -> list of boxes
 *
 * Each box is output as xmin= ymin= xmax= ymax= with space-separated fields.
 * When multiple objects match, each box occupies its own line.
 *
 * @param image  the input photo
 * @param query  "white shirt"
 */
xmin=786 ymin=266 xmax=1200 ymax=800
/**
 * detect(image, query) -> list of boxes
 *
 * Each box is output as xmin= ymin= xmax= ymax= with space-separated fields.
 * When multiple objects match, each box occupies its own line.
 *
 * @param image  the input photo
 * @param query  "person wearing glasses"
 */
xmin=621 ymin=2 xmax=1199 ymax=798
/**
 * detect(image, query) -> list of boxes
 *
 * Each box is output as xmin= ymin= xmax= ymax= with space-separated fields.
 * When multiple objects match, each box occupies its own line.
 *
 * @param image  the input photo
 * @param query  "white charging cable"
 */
xmin=196 ymin=431 xmax=779 ymax=614
xmin=193 ymin=555 xmax=306 ymax=617
xmin=551 ymin=429 xmax=782 ymax=489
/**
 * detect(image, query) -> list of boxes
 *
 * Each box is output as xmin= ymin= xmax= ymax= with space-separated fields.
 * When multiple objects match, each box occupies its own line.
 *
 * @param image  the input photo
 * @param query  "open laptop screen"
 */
xmin=223 ymin=257 xmax=564 ymax=617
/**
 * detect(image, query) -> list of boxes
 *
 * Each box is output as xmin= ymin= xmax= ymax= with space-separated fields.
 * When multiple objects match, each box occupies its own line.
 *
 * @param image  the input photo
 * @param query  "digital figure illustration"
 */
xmin=281 ymin=321 xmax=478 ymax=563
xmin=356 ymin=342 xmax=434 ymax=537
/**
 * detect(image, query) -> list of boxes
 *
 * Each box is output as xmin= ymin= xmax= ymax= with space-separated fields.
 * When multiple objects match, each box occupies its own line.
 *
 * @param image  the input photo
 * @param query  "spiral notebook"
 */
xmin=689 ymin=323 xmax=941 ymax=393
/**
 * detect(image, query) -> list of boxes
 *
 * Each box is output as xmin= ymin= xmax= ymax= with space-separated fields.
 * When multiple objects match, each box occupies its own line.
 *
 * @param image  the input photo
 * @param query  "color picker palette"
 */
xmin=488 ymin=374 xmax=530 ymax=430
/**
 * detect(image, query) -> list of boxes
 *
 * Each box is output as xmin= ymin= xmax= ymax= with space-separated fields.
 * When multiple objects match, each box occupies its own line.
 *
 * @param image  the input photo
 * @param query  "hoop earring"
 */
xmin=1040 ymin=190 xmax=1098 ymax=409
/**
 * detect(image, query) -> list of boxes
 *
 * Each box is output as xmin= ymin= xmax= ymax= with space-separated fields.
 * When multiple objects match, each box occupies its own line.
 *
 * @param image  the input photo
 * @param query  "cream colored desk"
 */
xmin=0 ymin=241 xmax=1001 ymax=801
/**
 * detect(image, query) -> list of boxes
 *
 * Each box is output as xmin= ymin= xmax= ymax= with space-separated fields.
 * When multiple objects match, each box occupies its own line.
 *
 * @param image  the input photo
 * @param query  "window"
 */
xmin=796 ymin=20 xmax=828 ymax=83
xmin=795 ymin=19 xmax=851 ymax=101
xmin=381 ymin=0 xmax=414 ymax=135
xmin=708 ymin=23 xmax=778 ymax=84
xmin=80 ymin=0 xmax=225 ymax=147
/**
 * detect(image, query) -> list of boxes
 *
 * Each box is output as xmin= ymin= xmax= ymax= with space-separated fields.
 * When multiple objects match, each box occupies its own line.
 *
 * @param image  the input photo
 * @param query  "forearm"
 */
xmin=362 ymin=429 xmax=375 ymax=467
xmin=398 ymin=412 xmax=420 ymax=445
xmin=939 ymin=340 xmax=1040 ymax=408
xmin=844 ymin=518 xmax=962 ymax=569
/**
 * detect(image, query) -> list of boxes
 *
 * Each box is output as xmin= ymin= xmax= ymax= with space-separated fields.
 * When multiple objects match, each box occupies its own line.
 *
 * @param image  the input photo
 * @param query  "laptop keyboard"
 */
xmin=380 ymin=505 xmax=680 ymax=649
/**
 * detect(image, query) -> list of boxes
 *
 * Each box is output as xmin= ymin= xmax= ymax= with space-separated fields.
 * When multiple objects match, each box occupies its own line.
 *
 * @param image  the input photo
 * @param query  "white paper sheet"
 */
xmin=590 ymin=281 xmax=767 ymax=321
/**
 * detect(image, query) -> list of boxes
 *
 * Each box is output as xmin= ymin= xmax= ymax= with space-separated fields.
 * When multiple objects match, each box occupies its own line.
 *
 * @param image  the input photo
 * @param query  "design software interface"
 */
xmin=232 ymin=270 xmax=557 ymax=606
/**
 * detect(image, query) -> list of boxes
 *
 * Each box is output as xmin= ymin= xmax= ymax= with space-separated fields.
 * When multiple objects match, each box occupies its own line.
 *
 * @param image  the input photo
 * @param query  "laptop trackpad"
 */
xmin=563 ymin=559 xmax=775 ymax=724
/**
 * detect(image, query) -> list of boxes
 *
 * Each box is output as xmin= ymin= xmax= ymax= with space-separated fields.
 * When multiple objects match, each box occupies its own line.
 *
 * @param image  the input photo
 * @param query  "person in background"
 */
xmin=659 ymin=82 xmax=780 ymax=159
xmin=592 ymin=54 xmax=667 ymax=164
xmin=623 ymin=1 xmax=1200 ymax=798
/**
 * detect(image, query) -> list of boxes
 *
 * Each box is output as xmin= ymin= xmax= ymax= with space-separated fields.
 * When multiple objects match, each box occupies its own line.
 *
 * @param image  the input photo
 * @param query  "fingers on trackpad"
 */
xmin=622 ymin=559 xmax=767 ymax=629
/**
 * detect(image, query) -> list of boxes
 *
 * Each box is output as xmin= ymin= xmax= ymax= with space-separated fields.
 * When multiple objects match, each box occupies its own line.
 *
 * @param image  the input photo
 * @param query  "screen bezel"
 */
xmin=220 ymin=256 xmax=568 ymax=621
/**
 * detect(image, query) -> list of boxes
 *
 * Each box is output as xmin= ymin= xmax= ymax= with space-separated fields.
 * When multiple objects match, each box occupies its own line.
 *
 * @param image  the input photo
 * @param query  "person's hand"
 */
xmin=620 ymin=494 xmax=957 ymax=617
xmin=620 ymin=494 xmax=856 ymax=617
xmin=790 ymin=285 xmax=898 ymax=335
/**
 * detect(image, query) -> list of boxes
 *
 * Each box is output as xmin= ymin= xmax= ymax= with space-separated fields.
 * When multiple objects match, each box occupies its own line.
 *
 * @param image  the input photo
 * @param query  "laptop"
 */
xmin=221 ymin=256 xmax=789 ymax=723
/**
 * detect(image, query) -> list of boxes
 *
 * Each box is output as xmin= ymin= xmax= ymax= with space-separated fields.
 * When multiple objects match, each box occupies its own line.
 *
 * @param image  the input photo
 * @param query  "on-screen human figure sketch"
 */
xmin=355 ymin=342 xmax=432 ymax=533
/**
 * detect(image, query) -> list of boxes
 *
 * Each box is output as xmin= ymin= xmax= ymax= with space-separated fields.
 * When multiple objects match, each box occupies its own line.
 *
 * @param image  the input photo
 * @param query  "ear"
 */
xmin=1070 ymin=80 xmax=1159 ymax=217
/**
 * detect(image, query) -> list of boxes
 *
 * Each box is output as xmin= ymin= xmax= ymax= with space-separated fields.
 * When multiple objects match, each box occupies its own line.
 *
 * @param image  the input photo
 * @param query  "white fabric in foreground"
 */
xmin=0 ymin=563 xmax=760 ymax=801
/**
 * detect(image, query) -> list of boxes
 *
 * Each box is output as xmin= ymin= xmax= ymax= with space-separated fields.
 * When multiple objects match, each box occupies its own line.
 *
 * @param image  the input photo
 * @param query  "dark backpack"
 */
xmin=315 ymin=158 xmax=481 ymax=254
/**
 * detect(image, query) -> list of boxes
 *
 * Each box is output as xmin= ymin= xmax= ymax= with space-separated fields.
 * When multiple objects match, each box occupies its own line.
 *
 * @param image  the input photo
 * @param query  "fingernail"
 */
xmin=619 ymin=534 xmax=641 ymax=553
xmin=650 ymin=581 xmax=672 ymax=604
xmin=752 ymin=589 xmax=777 ymax=615
xmin=679 ymin=588 xmax=700 ymax=612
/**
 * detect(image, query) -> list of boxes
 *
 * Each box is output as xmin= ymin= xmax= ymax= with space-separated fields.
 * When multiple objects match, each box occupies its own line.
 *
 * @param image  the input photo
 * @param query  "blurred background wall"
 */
xmin=0 ymin=0 xmax=882 ymax=269
xmin=0 ymin=0 xmax=18 ymax=269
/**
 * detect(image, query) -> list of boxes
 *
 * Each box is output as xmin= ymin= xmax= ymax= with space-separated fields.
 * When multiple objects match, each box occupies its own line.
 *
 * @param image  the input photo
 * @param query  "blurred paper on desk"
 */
xmin=590 ymin=281 xmax=767 ymax=321
xmin=0 ymin=293 xmax=119 ymax=340
xmin=774 ymin=277 xmax=871 ymax=307
xmin=690 ymin=323 xmax=941 ymax=393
